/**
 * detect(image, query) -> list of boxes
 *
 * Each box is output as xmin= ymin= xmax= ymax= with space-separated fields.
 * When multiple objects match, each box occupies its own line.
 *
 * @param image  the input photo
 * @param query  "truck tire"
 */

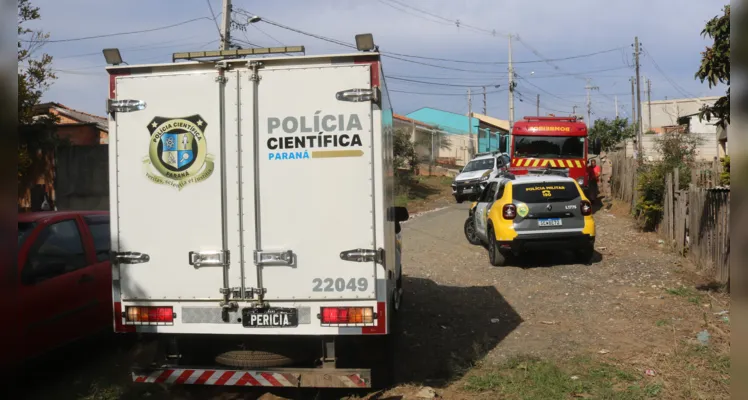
xmin=370 ymin=304 xmax=397 ymax=389
xmin=455 ymin=196 xmax=464 ymax=204
xmin=215 ymin=350 xmax=296 ymax=368
xmin=464 ymin=217 xmax=481 ymax=245
xmin=487 ymin=227 xmax=507 ymax=267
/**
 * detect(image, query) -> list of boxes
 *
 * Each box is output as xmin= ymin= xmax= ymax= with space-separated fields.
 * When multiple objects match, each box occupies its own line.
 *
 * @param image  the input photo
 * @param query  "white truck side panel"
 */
xmin=245 ymin=64 xmax=377 ymax=301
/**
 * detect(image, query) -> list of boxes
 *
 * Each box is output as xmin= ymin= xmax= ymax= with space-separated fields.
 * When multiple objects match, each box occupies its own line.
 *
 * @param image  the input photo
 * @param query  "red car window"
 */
xmin=23 ymin=220 xmax=87 ymax=283
xmin=84 ymin=215 xmax=111 ymax=263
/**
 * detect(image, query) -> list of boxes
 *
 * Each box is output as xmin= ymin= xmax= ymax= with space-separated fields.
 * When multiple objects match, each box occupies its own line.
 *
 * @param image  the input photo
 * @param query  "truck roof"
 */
xmin=105 ymin=52 xmax=382 ymax=75
xmin=512 ymin=116 xmax=587 ymax=137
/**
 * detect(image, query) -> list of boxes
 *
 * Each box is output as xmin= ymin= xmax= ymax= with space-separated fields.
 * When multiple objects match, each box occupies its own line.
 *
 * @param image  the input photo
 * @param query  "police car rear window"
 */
xmin=512 ymin=182 xmax=580 ymax=203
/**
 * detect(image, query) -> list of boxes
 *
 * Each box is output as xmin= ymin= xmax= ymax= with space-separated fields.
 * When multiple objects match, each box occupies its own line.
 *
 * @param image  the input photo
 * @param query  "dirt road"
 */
xmin=15 ymin=201 xmax=729 ymax=400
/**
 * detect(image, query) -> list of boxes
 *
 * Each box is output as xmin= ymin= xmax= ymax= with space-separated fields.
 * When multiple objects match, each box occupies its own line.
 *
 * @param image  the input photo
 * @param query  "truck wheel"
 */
xmin=464 ymin=217 xmax=481 ymax=245
xmin=487 ymin=227 xmax=507 ymax=267
xmin=215 ymin=350 xmax=296 ymax=368
xmin=455 ymin=196 xmax=464 ymax=204
xmin=370 ymin=304 xmax=397 ymax=389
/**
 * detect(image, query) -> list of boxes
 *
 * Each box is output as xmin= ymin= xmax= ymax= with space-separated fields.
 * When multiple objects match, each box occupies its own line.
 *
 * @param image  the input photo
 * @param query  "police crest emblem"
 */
xmin=143 ymin=115 xmax=215 ymax=190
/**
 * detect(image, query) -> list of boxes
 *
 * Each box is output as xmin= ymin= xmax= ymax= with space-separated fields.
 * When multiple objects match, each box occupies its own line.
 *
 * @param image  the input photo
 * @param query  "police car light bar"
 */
xmin=172 ymin=46 xmax=306 ymax=61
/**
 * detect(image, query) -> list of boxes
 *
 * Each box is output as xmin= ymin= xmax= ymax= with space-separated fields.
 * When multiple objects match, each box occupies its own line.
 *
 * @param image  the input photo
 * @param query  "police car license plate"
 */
xmin=242 ymin=307 xmax=298 ymax=328
xmin=463 ymin=187 xmax=473 ymax=194
xmin=538 ymin=218 xmax=563 ymax=227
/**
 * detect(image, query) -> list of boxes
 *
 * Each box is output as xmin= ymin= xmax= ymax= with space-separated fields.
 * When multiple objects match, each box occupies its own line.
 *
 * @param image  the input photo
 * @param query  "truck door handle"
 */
xmin=114 ymin=252 xmax=150 ymax=264
xmin=79 ymin=274 xmax=94 ymax=283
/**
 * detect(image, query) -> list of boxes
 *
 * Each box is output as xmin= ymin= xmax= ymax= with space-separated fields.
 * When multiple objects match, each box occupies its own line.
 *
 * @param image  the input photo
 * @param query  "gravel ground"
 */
xmin=13 ymin=200 xmax=729 ymax=400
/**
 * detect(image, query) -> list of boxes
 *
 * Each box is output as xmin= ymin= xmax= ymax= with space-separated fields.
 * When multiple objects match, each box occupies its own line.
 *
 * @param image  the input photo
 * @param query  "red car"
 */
xmin=8 ymin=211 xmax=113 ymax=370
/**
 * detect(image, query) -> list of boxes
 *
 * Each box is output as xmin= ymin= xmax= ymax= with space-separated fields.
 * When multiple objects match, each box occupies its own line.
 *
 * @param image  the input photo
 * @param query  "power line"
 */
xmin=642 ymin=47 xmax=696 ymax=98
xmin=382 ymin=0 xmax=509 ymax=37
xmin=251 ymin=24 xmax=286 ymax=47
xmin=54 ymin=36 xmax=205 ymax=59
xmin=375 ymin=0 xmax=453 ymax=26
xmin=390 ymin=88 xmax=506 ymax=96
xmin=21 ymin=16 xmax=213 ymax=43
xmin=205 ymin=0 xmax=222 ymax=37
xmin=386 ymin=76 xmax=501 ymax=88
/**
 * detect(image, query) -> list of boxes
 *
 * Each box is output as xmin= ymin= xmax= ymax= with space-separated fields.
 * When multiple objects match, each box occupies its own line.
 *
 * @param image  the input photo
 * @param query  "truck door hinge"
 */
xmin=339 ymin=248 xmax=385 ymax=265
xmin=107 ymin=99 xmax=146 ymax=114
xmin=113 ymin=251 xmax=150 ymax=264
xmin=336 ymin=87 xmax=380 ymax=103
xmin=189 ymin=250 xmax=229 ymax=268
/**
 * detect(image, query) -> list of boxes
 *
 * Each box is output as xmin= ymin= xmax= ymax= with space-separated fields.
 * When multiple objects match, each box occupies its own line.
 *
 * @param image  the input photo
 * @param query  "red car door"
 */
xmin=79 ymin=214 xmax=113 ymax=331
xmin=18 ymin=216 xmax=97 ymax=360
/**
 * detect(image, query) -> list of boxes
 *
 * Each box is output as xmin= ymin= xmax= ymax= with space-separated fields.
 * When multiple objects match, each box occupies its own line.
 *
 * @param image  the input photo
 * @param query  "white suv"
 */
xmin=451 ymin=152 xmax=511 ymax=203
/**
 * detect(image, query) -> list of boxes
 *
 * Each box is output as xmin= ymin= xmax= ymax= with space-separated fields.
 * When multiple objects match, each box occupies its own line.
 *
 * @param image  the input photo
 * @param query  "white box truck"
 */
xmin=106 ymin=43 xmax=409 ymax=389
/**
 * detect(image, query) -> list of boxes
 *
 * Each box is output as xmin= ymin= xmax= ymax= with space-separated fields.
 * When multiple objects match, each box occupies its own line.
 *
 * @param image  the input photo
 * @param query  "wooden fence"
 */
xmin=609 ymin=151 xmax=638 ymax=207
xmin=660 ymin=170 xmax=730 ymax=285
xmin=609 ymin=151 xmax=730 ymax=286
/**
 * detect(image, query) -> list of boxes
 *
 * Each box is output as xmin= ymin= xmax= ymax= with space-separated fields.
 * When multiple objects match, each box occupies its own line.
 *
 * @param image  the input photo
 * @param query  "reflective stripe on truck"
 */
xmin=132 ymin=367 xmax=369 ymax=388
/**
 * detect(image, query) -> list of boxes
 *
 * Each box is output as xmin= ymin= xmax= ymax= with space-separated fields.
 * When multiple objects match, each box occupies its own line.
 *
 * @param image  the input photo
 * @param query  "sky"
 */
xmin=25 ymin=0 xmax=728 ymax=124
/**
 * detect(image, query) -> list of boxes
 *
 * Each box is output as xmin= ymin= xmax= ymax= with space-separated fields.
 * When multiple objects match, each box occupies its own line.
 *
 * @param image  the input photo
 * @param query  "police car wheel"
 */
xmin=576 ymin=246 xmax=594 ymax=265
xmin=464 ymin=217 xmax=481 ymax=245
xmin=487 ymin=227 xmax=507 ymax=267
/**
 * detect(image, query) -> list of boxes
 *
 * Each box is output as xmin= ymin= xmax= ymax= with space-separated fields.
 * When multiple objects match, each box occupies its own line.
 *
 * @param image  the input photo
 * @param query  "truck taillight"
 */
xmin=502 ymin=204 xmax=517 ymax=219
xmin=581 ymin=200 xmax=592 ymax=216
xmin=124 ymin=306 xmax=175 ymax=325
xmin=319 ymin=307 xmax=374 ymax=325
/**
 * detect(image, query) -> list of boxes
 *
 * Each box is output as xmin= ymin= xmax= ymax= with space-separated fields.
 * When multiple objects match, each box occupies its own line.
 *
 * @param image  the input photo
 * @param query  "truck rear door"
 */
xmin=112 ymin=71 xmax=231 ymax=300
xmin=240 ymin=63 xmax=377 ymax=301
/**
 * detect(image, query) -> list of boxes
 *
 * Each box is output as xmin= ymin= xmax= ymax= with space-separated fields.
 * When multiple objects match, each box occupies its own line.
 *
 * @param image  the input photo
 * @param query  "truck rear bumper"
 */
xmin=132 ymin=365 xmax=370 ymax=388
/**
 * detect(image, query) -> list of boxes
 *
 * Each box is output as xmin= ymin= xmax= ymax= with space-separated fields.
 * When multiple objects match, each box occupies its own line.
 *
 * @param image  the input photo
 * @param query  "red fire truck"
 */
xmin=507 ymin=116 xmax=601 ymax=192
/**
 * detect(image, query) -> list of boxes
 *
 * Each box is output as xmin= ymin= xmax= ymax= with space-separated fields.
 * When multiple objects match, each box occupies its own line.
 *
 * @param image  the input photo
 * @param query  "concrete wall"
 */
xmin=55 ymin=145 xmax=109 ymax=210
xmin=641 ymin=97 xmax=720 ymax=132
xmin=624 ymin=132 xmax=720 ymax=162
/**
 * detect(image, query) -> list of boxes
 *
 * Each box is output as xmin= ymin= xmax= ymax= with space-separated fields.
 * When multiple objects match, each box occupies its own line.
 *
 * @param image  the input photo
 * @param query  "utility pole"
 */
xmin=508 ymin=34 xmax=515 ymax=130
xmin=630 ymin=77 xmax=636 ymax=123
xmin=647 ymin=78 xmax=652 ymax=132
xmin=634 ymin=37 xmax=643 ymax=154
xmin=468 ymin=88 xmax=475 ymax=157
xmin=585 ymin=78 xmax=599 ymax=129
xmin=536 ymin=94 xmax=540 ymax=116
xmin=219 ymin=0 xmax=232 ymax=50
xmin=615 ymin=95 xmax=619 ymax=118
xmin=482 ymin=86 xmax=487 ymax=115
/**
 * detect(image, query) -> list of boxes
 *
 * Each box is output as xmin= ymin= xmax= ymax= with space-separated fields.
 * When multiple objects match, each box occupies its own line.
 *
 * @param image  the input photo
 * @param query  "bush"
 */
xmin=720 ymin=155 xmax=730 ymax=186
xmin=633 ymin=132 xmax=700 ymax=231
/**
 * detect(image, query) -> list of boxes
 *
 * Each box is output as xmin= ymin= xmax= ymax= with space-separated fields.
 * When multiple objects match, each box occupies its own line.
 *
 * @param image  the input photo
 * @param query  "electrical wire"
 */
xmin=21 ymin=16 xmax=214 ymax=43
xmin=54 ymin=36 xmax=206 ymax=59
xmin=642 ymin=47 xmax=696 ymax=98
xmin=205 ymin=0 xmax=222 ymax=38
xmin=386 ymin=76 xmax=501 ymax=88
xmin=389 ymin=88 xmax=506 ymax=96
xmin=252 ymin=24 xmax=286 ymax=47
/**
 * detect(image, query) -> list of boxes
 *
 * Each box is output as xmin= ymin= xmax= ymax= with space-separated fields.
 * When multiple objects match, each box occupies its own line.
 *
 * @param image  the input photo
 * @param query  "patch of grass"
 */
xmin=394 ymin=174 xmax=453 ymax=210
xmin=664 ymin=286 xmax=704 ymax=304
xmin=656 ymin=319 xmax=670 ymax=327
xmin=79 ymin=381 xmax=124 ymax=400
xmin=463 ymin=354 xmax=657 ymax=399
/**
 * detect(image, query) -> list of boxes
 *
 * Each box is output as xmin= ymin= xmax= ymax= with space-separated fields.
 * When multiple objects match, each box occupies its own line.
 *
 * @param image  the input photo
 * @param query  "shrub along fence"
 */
xmin=609 ymin=152 xmax=730 ymax=287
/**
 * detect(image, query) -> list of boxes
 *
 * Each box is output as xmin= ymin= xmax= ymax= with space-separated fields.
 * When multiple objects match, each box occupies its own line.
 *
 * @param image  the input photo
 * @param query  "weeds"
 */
xmin=463 ymin=354 xmax=658 ymax=399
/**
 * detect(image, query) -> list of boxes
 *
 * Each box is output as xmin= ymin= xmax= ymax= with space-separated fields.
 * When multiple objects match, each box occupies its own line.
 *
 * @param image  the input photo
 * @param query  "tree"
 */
xmin=588 ymin=117 xmax=636 ymax=153
xmin=393 ymin=129 xmax=418 ymax=172
xmin=695 ymin=5 xmax=729 ymax=128
xmin=18 ymin=0 xmax=59 ymax=203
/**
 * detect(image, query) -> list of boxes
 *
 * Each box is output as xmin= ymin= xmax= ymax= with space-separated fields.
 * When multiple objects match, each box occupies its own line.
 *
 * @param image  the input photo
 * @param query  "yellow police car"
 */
xmin=465 ymin=173 xmax=596 ymax=266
